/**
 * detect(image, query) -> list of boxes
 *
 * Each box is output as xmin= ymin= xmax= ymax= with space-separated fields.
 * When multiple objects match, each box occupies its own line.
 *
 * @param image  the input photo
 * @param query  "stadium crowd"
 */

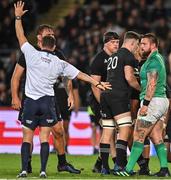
xmin=0 ymin=0 xmax=58 ymax=106
xmin=0 ymin=0 xmax=171 ymax=106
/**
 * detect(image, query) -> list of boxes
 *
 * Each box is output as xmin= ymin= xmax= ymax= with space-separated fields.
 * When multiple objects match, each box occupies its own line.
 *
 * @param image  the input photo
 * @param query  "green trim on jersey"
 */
xmin=140 ymin=50 xmax=167 ymax=100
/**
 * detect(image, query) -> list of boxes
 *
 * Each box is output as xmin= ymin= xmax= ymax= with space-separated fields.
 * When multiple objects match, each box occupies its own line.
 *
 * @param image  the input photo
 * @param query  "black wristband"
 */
xmin=143 ymin=99 xmax=150 ymax=106
xmin=15 ymin=16 xmax=21 ymax=20
xmin=95 ymin=82 xmax=101 ymax=87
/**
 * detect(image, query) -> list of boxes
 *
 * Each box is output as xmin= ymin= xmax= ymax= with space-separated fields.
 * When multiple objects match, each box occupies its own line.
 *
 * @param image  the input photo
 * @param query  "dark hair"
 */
xmin=142 ymin=33 xmax=159 ymax=47
xmin=124 ymin=31 xmax=140 ymax=41
xmin=42 ymin=36 xmax=56 ymax=49
xmin=103 ymin=31 xmax=119 ymax=43
xmin=36 ymin=24 xmax=54 ymax=35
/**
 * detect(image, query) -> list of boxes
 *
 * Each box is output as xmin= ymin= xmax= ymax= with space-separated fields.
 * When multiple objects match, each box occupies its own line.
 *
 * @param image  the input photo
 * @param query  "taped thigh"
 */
xmin=116 ymin=116 xmax=132 ymax=127
xmin=100 ymin=119 xmax=116 ymax=129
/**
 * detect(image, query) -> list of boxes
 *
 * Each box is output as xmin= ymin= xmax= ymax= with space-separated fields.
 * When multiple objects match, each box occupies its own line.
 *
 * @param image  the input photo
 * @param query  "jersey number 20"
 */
xmin=107 ymin=56 xmax=118 ymax=70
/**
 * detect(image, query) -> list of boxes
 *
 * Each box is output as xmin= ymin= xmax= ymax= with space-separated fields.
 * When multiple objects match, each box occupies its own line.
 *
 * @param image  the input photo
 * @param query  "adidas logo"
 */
xmin=104 ymin=59 xmax=108 ymax=63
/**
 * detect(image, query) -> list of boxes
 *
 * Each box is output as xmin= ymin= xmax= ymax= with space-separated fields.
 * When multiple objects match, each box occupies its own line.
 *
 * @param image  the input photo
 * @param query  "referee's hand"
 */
xmin=14 ymin=1 xmax=28 ymax=17
xmin=96 ymin=82 xmax=112 ymax=90
xmin=11 ymin=97 xmax=21 ymax=110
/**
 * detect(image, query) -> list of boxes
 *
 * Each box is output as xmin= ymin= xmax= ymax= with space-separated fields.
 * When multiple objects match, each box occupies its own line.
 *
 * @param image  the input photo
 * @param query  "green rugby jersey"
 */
xmin=140 ymin=50 xmax=167 ymax=100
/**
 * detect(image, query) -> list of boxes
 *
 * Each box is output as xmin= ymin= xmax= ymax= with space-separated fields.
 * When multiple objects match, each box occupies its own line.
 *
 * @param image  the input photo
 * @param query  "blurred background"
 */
xmin=0 ymin=0 xmax=171 ymax=106
xmin=0 ymin=0 xmax=171 ymax=154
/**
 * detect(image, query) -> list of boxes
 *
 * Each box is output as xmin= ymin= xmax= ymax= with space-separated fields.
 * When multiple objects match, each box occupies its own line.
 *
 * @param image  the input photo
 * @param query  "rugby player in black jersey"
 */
xmin=99 ymin=31 xmax=140 ymax=174
xmin=90 ymin=31 xmax=119 ymax=173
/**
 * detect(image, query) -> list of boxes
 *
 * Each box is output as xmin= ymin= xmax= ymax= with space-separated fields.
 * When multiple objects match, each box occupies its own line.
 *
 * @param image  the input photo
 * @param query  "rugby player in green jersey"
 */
xmin=119 ymin=33 xmax=170 ymax=177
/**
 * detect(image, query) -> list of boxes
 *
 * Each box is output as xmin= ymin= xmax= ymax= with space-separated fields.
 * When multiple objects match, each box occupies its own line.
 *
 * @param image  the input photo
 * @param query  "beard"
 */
xmin=141 ymin=49 xmax=151 ymax=59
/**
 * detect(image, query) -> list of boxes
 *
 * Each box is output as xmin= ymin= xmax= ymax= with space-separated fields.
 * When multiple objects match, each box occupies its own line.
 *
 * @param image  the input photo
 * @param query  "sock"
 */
xmin=112 ymin=157 xmax=116 ymax=165
xmin=58 ymin=154 xmax=67 ymax=166
xmin=95 ymin=156 xmax=102 ymax=166
xmin=144 ymin=158 xmax=149 ymax=168
xmin=137 ymin=154 xmax=146 ymax=168
xmin=155 ymin=143 xmax=168 ymax=168
xmin=40 ymin=142 xmax=49 ymax=172
xmin=100 ymin=143 xmax=110 ymax=169
xmin=28 ymin=155 xmax=32 ymax=163
xmin=28 ymin=144 xmax=33 ymax=163
xmin=126 ymin=141 xmax=144 ymax=172
xmin=21 ymin=142 xmax=31 ymax=171
xmin=116 ymin=140 xmax=128 ymax=167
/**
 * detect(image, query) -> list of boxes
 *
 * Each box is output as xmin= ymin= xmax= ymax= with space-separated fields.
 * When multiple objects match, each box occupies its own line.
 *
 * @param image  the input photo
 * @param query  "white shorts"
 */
xmin=138 ymin=97 xmax=169 ymax=124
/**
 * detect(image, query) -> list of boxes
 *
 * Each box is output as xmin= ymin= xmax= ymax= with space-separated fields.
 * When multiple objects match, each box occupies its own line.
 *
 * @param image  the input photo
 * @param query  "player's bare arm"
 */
xmin=11 ymin=64 xmax=25 ymax=110
xmin=76 ymin=72 xmax=111 ymax=91
xmin=124 ymin=65 xmax=141 ymax=91
xmin=67 ymin=79 xmax=74 ymax=110
xmin=91 ymin=75 xmax=101 ymax=103
xmin=14 ymin=1 xmax=28 ymax=47
xmin=139 ymin=70 xmax=158 ymax=116
xmin=145 ymin=71 xmax=158 ymax=100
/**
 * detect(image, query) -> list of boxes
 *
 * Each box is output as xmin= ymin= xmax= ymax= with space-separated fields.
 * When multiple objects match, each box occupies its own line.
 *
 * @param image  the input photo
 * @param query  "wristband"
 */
xmin=95 ymin=82 xmax=102 ymax=87
xmin=15 ymin=16 xmax=21 ymax=20
xmin=143 ymin=99 xmax=150 ymax=106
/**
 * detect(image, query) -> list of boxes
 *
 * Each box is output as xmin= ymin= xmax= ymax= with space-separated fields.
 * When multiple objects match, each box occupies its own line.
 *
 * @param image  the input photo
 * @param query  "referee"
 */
xmin=11 ymin=24 xmax=81 ymax=174
xmin=14 ymin=1 xmax=111 ymax=178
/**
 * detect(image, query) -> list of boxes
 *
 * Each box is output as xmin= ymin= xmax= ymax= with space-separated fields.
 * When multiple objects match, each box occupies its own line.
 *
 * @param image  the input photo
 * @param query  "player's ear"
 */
xmin=37 ymin=35 xmax=41 ymax=41
xmin=151 ymin=43 xmax=156 ymax=49
xmin=53 ymin=45 xmax=56 ymax=51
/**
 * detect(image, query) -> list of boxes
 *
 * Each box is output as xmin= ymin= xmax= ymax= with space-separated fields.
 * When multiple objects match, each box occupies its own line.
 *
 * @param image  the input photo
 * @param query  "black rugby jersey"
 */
xmin=106 ymin=48 xmax=135 ymax=99
xmin=90 ymin=50 xmax=110 ymax=82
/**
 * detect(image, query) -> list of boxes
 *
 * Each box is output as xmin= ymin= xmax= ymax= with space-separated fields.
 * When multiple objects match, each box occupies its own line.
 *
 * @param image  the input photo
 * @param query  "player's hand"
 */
xmin=68 ymin=94 xmax=74 ymax=110
xmin=14 ymin=1 xmax=28 ymax=17
xmin=139 ymin=105 xmax=148 ymax=116
xmin=11 ymin=97 xmax=21 ymax=110
xmin=96 ymin=82 xmax=112 ymax=90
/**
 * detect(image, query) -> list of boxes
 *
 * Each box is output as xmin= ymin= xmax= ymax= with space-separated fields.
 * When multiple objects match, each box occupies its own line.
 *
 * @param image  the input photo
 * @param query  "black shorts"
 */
xmin=18 ymin=94 xmax=26 ymax=121
xmin=89 ymin=94 xmax=101 ymax=125
xmin=22 ymin=96 xmax=58 ymax=130
xmin=100 ymin=92 xmax=130 ymax=119
xmin=130 ymin=88 xmax=140 ymax=100
xmin=54 ymin=88 xmax=71 ymax=121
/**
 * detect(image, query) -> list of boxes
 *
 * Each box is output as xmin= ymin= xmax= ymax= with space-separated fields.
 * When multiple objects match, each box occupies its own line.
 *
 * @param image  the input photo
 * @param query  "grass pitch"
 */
xmin=0 ymin=154 xmax=171 ymax=179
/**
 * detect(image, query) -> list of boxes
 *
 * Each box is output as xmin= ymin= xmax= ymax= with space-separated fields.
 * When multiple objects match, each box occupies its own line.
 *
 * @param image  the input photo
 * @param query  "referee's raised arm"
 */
xmin=14 ymin=1 xmax=28 ymax=47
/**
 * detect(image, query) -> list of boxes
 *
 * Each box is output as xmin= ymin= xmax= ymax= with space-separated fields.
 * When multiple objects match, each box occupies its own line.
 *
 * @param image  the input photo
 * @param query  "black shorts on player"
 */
xmin=54 ymin=87 xmax=71 ymax=121
xmin=100 ymin=91 xmax=132 ymax=127
xmin=89 ymin=93 xmax=101 ymax=126
xmin=22 ymin=96 xmax=58 ymax=130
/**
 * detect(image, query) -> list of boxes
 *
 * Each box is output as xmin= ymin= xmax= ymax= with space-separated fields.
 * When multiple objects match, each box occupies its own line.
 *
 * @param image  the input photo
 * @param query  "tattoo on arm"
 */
xmin=145 ymin=71 xmax=158 ymax=100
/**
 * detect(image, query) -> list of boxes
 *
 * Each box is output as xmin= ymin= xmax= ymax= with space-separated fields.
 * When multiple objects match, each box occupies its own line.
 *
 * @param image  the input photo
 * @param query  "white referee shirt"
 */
xmin=21 ymin=42 xmax=80 ymax=100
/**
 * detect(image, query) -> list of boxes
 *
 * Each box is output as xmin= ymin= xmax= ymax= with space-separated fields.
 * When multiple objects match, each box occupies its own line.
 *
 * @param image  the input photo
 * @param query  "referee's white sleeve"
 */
xmin=61 ymin=60 xmax=80 ymax=79
xmin=21 ymin=42 xmax=38 ymax=65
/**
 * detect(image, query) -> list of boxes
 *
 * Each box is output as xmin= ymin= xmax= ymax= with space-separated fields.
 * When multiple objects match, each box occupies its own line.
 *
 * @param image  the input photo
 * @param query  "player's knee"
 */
xmin=52 ymin=123 xmax=64 ymax=138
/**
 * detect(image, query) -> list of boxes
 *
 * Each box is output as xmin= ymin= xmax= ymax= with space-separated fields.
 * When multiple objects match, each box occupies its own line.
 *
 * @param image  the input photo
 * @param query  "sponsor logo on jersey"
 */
xmin=41 ymin=57 xmax=51 ymax=63
xmin=46 ymin=119 xmax=54 ymax=123
xmin=26 ymin=120 xmax=33 ymax=124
